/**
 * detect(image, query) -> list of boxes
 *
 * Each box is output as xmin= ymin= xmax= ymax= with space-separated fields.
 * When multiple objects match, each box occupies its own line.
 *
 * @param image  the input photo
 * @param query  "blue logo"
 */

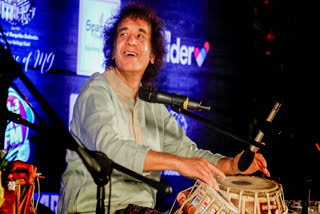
xmin=0 ymin=0 xmax=36 ymax=25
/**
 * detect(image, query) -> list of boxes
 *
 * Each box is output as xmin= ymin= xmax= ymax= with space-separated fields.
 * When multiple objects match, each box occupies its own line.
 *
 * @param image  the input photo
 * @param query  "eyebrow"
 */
xmin=118 ymin=27 xmax=147 ymax=35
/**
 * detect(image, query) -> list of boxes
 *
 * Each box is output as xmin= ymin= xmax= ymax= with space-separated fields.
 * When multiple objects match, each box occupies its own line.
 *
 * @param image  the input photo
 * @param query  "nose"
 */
xmin=126 ymin=34 xmax=137 ymax=46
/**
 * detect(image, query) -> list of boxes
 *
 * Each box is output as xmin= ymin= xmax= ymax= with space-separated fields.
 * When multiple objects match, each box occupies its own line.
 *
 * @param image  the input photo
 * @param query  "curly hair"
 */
xmin=102 ymin=3 xmax=166 ymax=84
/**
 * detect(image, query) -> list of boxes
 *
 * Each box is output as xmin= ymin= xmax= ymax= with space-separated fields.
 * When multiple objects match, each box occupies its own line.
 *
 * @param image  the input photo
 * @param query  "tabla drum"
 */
xmin=217 ymin=176 xmax=288 ymax=214
xmin=170 ymin=179 xmax=238 ymax=214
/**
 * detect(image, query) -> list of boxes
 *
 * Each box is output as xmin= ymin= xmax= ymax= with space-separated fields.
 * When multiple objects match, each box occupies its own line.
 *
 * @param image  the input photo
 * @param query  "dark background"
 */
xmin=1 ymin=0 xmax=319 ymax=212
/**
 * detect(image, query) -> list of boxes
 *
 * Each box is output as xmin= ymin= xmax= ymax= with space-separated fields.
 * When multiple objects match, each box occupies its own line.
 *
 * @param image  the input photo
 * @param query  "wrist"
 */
xmin=171 ymin=155 xmax=184 ymax=172
xmin=231 ymin=157 xmax=241 ymax=174
xmin=217 ymin=157 xmax=240 ymax=175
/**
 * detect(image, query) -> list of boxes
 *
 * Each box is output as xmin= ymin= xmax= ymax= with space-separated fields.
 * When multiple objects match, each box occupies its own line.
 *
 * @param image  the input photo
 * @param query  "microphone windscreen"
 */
xmin=138 ymin=86 xmax=152 ymax=102
xmin=238 ymin=149 xmax=255 ymax=172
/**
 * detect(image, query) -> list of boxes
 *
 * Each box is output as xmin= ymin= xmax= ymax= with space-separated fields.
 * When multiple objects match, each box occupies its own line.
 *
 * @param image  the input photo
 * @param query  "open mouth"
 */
xmin=124 ymin=51 xmax=138 ymax=56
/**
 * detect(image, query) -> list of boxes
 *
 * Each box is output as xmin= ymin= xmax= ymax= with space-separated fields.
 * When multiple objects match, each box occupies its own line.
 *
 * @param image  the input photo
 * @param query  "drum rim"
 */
xmin=217 ymin=175 xmax=280 ymax=192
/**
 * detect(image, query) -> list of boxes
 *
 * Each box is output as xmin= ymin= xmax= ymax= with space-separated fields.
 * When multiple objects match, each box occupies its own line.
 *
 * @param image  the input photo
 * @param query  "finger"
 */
xmin=211 ymin=176 xmax=220 ymax=191
xmin=255 ymin=153 xmax=267 ymax=168
xmin=207 ymin=162 xmax=225 ymax=179
xmin=256 ymin=159 xmax=265 ymax=170
xmin=237 ymin=150 xmax=244 ymax=158
xmin=197 ymin=160 xmax=215 ymax=187
xmin=208 ymin=164 xmax=221 ymax=190
xmin=253 ymin=155 xmax=267 ymax=170
xmin=263 ymin=167 xmax=271 ymax=177
xmin=203 ymin=165 xmax=220 ymax=191
xmin=199 ymin=160 xmax=221 ymax=190
xmin=257 ymin=159 xmax=270 ymax=177
xmin=254 ymin=142 xmax=266 ymax=152
xmin=253 ymin=160 xmax=270 ymax=177
xmin=253 ymin=155 xmax=270 ymax=177
xmin=204 ymin=168 xmax=215 ymax=188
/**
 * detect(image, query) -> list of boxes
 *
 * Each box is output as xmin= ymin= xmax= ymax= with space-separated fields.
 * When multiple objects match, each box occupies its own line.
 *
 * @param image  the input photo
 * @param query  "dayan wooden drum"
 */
xmin=216 ymin=176 xmax=288 ymax=214
xmin=170 ymin=179 xmax=238 ymax=214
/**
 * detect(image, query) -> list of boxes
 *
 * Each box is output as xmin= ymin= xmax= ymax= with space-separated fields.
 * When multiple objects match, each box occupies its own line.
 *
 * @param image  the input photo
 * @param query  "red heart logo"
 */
xmin=194 ymin=47 xmax=200 ymax=58
xmin=203 ymin=41 xmax=210 ymax=53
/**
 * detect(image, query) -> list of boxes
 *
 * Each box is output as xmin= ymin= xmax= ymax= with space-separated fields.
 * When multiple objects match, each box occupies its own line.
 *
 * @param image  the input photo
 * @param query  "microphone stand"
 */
xmin=0 ymin=52 xmax=19 ymax=150
xmin=0 ymin=40 xmax=172 ymax=214
xmin=5 ymin=110 xmax=43 ymax=134
xmin=170 ymin=105 xmax=265 ymax=150
xmin=302 ymin=177 xmax=312 ymax=214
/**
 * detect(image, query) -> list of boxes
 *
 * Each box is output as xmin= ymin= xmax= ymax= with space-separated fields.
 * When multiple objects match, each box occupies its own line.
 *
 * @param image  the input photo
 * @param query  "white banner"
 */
xmin=77 ymin=0 xmax=120 ymax=76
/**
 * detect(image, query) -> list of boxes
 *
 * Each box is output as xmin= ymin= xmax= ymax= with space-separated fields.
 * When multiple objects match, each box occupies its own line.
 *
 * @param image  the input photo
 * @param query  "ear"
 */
xmin=112 ymin=40 xmax=117 ymax=60
xmin=150 ymin=53 xmax=155 ymax=64
xmin=112 ymin=50 xmax=115 ymax=60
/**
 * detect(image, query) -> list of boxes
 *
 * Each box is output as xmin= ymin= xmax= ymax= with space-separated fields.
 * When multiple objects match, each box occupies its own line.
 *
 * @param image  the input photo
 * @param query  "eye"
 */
xmin=137 ymin=34 xmax=145 ymax=39
xmin=119 ymin=32 xmax=127 ymax=37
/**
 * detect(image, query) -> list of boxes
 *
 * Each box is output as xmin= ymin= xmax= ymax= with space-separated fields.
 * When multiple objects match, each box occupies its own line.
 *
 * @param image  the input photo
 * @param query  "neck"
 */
xmin=114 ymin=67 xmax=142 ymax=98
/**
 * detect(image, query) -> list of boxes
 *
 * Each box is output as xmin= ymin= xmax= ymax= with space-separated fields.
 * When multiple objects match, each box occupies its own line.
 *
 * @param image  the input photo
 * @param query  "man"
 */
xmin=58 ymin=3 xmax=269 ymax=214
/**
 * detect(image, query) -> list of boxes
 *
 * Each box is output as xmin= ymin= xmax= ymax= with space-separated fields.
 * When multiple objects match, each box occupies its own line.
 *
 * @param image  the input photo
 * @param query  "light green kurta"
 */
xmin=57 ymin=68 xmax=224 ymax=214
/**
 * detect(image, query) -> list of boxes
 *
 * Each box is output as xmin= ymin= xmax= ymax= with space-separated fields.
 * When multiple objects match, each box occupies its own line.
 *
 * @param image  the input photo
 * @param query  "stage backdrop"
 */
xmin=1 ymin=0 xmax=237 ymax=212
xmin=2 ymin=0 xmax=319 ymax=213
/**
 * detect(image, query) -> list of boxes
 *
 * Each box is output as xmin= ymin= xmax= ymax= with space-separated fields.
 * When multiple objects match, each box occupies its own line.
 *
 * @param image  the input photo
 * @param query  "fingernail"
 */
xmin=217 ymin=174 xmax=225 ymax=179
xmin=212 ymin=184 xmax=219 ymax=191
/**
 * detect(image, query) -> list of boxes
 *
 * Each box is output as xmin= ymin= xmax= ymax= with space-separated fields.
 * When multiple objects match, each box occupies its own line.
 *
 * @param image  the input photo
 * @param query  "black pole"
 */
xmin=0 ymin=53 xmax=20 ymax=149
xmin=0 ymin=84 xmax=9 ymax=150
xmin=96 ymin=185 xmax=105 ymax=214
xmin=1 ymin=24 xmax=15 ymax=149
xmin=302 ymin=177 xmax=311 ymax=214
xmin=5 ymin=110 xmax=43 ymax=134
xmin=176 ymin=108 xmax=265 ymax=150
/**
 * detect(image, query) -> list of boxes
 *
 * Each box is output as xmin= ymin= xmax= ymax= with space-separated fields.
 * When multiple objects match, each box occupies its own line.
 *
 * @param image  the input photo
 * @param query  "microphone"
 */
xmin=138 ymin=86 xmax=211 ymax=112
xmin=238 ymin=101 xmax=282 ymax=172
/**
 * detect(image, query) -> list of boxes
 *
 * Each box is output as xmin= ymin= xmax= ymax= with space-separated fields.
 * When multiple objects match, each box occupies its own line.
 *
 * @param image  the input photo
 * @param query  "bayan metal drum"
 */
xmin=170 ymin=179 xmax=238 ymax=214
xmin=217 ymin=176 xmax=288 ymax=214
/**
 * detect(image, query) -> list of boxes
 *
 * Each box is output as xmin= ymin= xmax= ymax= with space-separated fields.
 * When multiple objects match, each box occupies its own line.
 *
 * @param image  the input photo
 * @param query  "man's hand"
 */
xmin=217 ymin=149 xmax=270 ymax=178
xmin=143 ymin=150 xmax=225 ymax=190
xmin=233 ymin=151 xmax=270 ymax=177
xmin=175 ymin=157 xmax=225 ymax=190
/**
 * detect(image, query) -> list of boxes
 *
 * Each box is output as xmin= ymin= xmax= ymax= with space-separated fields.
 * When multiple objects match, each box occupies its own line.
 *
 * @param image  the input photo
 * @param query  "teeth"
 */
xmin=125 ymin=51 xmax=137 ymax=56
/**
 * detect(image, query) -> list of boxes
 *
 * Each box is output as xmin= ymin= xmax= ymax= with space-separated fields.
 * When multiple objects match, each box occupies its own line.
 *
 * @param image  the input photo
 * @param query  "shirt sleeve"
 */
xmin=160 ymin=105 xmax=225 ymax=165
xmin=70 ymin=81 xmax=150 ymax=174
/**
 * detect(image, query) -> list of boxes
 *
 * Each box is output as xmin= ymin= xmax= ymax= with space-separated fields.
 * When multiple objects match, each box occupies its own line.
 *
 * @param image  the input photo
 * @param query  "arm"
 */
xmin=143 ymin=149 xmax=269 ymax=191
xmin=71 ymin=81 xmax=150 ymax=174
xmin=143 ymin=149 xmax=225 ymax=190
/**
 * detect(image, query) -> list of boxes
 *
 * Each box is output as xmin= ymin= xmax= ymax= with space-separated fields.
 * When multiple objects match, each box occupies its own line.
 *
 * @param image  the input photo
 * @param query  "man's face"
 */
xmin=113 ymin=17 xmax=155 ymax=76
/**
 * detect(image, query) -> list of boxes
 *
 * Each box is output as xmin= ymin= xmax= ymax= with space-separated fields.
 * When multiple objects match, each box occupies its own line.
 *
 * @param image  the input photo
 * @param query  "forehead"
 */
xmin=117 ymin=17 xmax=151 ymax=33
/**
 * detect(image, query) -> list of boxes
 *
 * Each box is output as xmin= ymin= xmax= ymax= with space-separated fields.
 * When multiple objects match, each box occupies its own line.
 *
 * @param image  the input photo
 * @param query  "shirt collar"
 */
xmin=104 ymin=67 xmax=137 ymax=101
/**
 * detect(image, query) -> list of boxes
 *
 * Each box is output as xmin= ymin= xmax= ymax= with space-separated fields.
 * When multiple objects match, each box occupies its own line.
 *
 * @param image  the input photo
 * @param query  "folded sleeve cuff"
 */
xmin=132 ymin=145 xmax=150 ymax=173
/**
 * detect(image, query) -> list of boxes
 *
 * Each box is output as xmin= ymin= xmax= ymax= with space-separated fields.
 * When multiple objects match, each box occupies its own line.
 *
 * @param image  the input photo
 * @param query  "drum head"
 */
xmin=217 ymin=176 xmax=278 ymax=192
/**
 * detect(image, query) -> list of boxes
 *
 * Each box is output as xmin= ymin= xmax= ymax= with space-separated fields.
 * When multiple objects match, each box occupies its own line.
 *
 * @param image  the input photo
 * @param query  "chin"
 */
xmin=122 ymin=64 xmax=147 ymax=73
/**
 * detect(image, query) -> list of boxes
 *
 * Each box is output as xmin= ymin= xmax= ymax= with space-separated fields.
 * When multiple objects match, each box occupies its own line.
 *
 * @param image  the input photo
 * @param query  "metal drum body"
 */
xmin=217 ymin=176 xmax=288 ymax=214
xmin=171 ymin=179 xmax=238 ymax=214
